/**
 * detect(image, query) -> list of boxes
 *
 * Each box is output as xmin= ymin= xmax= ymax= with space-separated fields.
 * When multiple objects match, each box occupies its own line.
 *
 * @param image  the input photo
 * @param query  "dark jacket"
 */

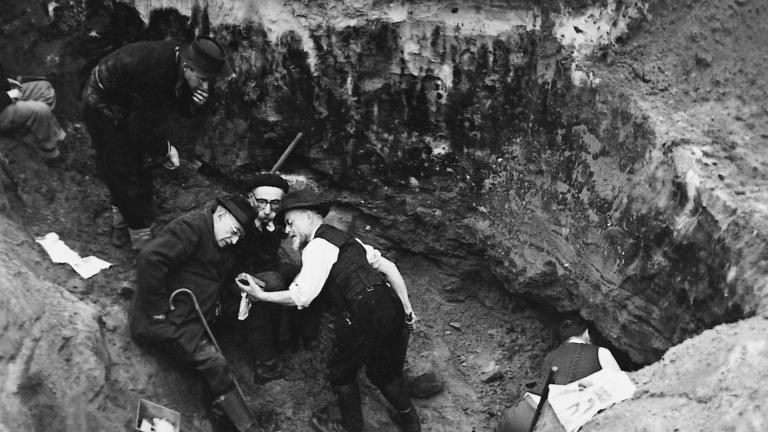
xmin=130 ymin=203 xmax=237 ymax=345
xmin=235 ymin=223 xmax=285 ymax=274
xmin=81 ymin=40 xmax=196 ymax=162
xmin=314 ymin=223 xmax=388 ymax=312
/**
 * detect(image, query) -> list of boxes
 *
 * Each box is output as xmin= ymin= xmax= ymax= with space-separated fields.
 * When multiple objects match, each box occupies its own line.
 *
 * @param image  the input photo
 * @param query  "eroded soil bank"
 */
xmin=1 ymin=0 xmax=767 ymax=431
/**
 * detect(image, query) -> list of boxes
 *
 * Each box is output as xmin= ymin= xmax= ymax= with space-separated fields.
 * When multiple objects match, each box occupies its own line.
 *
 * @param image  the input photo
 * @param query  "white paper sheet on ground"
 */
xmin=35 ymin=232 xmax=112 ymax=279
xmin=547 ymin=368 xmax=637 ymax=432
xmin=70 ymin=255 xmax=112 ymax=279
xmin=35 ymin=232 xmax=81 ymax=263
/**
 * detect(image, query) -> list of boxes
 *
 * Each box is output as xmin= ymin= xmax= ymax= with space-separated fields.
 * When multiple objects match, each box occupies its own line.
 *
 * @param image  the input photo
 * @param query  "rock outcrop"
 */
xmin=0 ymin=217 xmax=109 ymax=431
xmin=535 ymin=315 xmax=768 ymax=432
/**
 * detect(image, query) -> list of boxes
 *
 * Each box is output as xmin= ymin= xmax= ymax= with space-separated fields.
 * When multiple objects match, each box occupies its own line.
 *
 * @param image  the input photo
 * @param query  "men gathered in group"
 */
xmin=130 ymin=195 xmax=262 ymax=432
xmin=494 ymin=314 xmax=621 ymax=432
xmin=81 ymin=36 xmax=233 ymax=250
xmin=1 ymin=76 xmax=66 ymax=162
xmin=236 ymin=189 xmax=421 ymax=432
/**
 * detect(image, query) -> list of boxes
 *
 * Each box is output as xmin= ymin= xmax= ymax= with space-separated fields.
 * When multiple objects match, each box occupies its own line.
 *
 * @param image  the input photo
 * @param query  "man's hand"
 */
xmin=192 ymin=87 xmax=208 ymax=106
xmin=236 ymin=272 xmax=267 ymax=300
xmin=6 ymin=88 xmax=21 ymax=102
xmin=405 ymin=311 xmax=418 ymax=332
xmin=163 ymin=144 xmax=180 ymax=170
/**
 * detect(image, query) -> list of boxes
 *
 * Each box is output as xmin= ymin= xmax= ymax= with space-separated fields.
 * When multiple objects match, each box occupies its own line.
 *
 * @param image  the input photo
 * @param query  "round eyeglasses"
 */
xmin=253 ymin=198 xmax=282 ymax=208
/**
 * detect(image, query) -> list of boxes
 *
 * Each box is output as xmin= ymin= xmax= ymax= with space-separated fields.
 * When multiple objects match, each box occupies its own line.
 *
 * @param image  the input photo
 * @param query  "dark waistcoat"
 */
xmin=314 ymin=224 xmax=386 ymax=311
xmin=543 ymin=342 xmax=601 ymax=386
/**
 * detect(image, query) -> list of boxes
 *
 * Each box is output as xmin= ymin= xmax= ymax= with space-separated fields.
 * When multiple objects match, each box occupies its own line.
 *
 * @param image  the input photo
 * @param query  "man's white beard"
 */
xmin=291 ymin=234 xmax=310 ymax=251
xmin=290 ymin=235 xmax=301 ymax=250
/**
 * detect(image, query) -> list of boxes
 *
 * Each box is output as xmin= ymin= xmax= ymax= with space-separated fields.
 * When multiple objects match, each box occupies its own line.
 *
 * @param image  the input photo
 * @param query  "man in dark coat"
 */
xmin=130 ymin=195 xmax=260 ymax=432
xmin=235 ymin=173 xmax=294 ymax=382
xmin=494 ymin=314 xmax=622 ymax=432
xmin=81 ymin=36 xmax=233 ymax=250
xmin=235 ymin=173 xmax=323 ymax=383
xmin=236 ymin=189 xmax=420 ymax=432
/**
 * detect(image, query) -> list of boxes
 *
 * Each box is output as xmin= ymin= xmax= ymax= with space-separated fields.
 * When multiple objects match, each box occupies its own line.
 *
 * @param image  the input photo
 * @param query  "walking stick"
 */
xmin=168 ymin=288 xmax=250 ymax=406
xmin=528 ymin=366 xmax=558 ymax=432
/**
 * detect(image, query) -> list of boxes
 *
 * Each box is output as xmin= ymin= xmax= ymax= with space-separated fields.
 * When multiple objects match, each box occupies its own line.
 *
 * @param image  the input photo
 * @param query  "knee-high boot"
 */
xmin=211 ymin=387 xmax=259 ymax=432
xmin=378 ymin=377 xmax=421 ymax=432
xmin=333 ymin=383 xmax=364 ymax=432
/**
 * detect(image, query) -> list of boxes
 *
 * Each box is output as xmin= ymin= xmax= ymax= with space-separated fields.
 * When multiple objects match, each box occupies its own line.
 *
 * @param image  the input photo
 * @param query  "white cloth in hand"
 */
xmin=238 ymin=290 xmax=251 ymax=320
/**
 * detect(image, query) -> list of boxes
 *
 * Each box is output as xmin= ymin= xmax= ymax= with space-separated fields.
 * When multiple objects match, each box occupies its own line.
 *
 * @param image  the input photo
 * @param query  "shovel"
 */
xmin=185 ymin=131 xmax=303 ymax=191
xmin=528 ymin=366 xmax=558 ymax=432
xmin=269 ymin=132 xmax=303 ymax=173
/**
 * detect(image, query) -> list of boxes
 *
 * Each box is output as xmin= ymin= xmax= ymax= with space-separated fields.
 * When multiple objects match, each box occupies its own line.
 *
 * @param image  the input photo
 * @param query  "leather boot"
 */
xmin=392 ymin=406 xmax=420 ymax=432
xmin=211 ymin=389 xmax=258 ymax=432
xmin=379 ymin=377 xmax=421 ymax=432
xmin=332 ymin=383 xmax=364 ymax=432
xmin=252 ymin=356 xmax=288 ymax=383
xmin=110 ymin=206 xmax=130 ymax=247
xmin=309 ymin=416 xmax=347 ymax=432
xmin=129 ymin=227 xmax=152 ymax=251
xmin=111 ymin=226 xmax=130 ymax=247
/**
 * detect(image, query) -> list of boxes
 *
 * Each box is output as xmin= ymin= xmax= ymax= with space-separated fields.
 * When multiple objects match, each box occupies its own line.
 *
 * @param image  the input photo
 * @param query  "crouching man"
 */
xmin=237 ymin=189 xmax=420 ymax=432
xmin=0 ymin=76 xmax=66 ymax=161
xmin=130 ymin=195 xmax=260 ymax=432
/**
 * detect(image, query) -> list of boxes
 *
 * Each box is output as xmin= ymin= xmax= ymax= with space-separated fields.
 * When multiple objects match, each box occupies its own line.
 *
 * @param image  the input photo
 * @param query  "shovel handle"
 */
xmin=529 ymin=366 xmax=558 ymax=432
xmin=269 ymin=132 xmax=303 ymax=174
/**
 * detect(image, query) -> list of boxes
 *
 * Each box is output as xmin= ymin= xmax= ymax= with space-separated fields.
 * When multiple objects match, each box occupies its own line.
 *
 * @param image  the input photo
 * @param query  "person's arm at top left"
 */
xmin=237 ymin=237 xmax=338 ymax=308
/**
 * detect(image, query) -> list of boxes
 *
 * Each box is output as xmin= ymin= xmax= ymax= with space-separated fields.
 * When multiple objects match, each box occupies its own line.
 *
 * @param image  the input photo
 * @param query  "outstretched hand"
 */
xmin=236 ymin=272 xmax=266 ymax=300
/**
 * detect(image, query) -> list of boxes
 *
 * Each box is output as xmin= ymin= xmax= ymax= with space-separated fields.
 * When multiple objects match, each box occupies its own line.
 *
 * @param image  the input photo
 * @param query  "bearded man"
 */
xmin=237 ymin=189 xmax=420 ymax=432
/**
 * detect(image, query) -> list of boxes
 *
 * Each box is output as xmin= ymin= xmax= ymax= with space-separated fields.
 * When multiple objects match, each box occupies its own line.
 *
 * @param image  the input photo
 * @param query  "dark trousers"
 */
xmin=132 ymin=293 xmax=264 ymax=398
xmin=327 ymin=284 xmax=409 ymax=387
xmin=242 ymin=264 xmax=321 ymax=364
xmin=82 ymin=104 xmax=154 ymax=229
xmin=135 ymin=314 xmax=234 ymax=397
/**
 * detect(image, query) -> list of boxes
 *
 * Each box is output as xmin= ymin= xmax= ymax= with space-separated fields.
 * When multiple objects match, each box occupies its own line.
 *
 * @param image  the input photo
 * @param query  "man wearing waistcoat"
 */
xmin=494 ymin=314 xmax=621 ymax=432
xmin=81 ymin=36 xmax=233 ymax=250
xmin=236 ymin=189 xmax=421 ymax=432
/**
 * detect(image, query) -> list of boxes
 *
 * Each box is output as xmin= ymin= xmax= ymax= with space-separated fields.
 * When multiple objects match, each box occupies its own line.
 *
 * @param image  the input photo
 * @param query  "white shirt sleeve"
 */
xmin=597 ymin=347 xmax=622 ymax=372
xmin=355 ymin=238 xmax=383 ymax=269
xmin=287 ymin=238 xmax=339 ymax=309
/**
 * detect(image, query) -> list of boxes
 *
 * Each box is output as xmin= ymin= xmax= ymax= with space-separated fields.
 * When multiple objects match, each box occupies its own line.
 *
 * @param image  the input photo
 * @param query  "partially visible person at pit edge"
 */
xmin=494 ymin=313 xmax=621 ymax=432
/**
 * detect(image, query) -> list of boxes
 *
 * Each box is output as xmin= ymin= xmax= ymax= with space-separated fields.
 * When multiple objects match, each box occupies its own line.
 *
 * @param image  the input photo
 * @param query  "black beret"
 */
xmin=248 ymin=173 xmax=289 ymax=193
